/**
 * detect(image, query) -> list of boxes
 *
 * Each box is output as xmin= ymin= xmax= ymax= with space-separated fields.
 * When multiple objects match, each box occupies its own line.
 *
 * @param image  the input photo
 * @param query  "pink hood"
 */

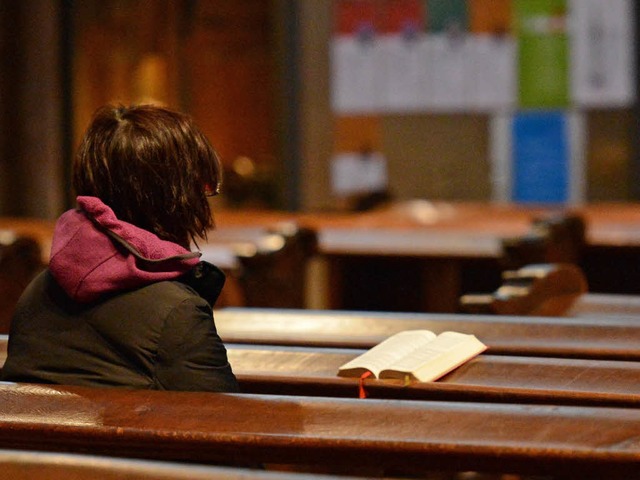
xmin=49 ymin=196 xmax=201 ymax=303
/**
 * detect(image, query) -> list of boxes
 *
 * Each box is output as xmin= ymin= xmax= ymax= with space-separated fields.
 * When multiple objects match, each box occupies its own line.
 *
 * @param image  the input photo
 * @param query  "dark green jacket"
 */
xmin=2 ymin=266 xmax=239 ymax=392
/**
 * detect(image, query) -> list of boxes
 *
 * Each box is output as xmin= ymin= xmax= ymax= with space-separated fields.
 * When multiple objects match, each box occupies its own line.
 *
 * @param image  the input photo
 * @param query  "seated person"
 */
xmin=2 ymin=104 xmax=238 ymax=392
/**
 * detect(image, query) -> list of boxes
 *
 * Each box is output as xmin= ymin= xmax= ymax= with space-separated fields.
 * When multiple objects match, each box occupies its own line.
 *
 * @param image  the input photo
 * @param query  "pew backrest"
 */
xmin=459 ymin=263 xmax=588 ymax=316
xmin=567 ymin=292 xmax=640 ymax=318
xmin=501 ymin=213 xmax=586 ymax=269
xmin=213 ymin=307 xmax=640 ymax=360
xmin=201 ymin=224 xmax=317 ymax=309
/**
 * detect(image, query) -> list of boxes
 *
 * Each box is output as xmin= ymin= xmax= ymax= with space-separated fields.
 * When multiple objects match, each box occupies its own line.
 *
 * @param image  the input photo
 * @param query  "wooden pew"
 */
xmin=579 ymin=203 xmax=640 ymax=294
xmin=306 ymin=211 xmax=586 ymax=313
xmin=0 ymin=449 xmax=331 ymax=480
xmin=226 ymin=344 xmax=640 ymax=408
xmin=0 ymin=383 xmax=639 ymax=478
xmin=0 ymin=217 xmax=54 ymax=264
xmin=566 ymin=292 xmax=640 ymax=319
xmin=201 ymin=223 xmax=317 ymax=309
xmin=0 ymin=231 xmax=45 ymax=333
xmin=4 ymin=202 xmax=640 ymax=313
xmin=2 ymin=337 xmax=639 ymax=408
xmin=459 ymin=263 xmax=588 ymax=317
xmin=213 ymin=203 xmax=640 ymax=309
xmin=458 ymin=263 xmax=640 ymax=319
xmin=213 ymin=307 xmax=640 ymax=361
xmin=233 ymin=344 xmax=640 ymax=407
xmin=500 ymin=213 xmax=586 ymax=270
xmin=0 ymin=218 xmax=317 ymax=312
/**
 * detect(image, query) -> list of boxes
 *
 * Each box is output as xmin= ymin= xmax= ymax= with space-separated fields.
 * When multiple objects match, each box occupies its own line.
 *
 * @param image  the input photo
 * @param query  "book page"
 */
xmin=337 ymin=330 xmax=437 ymax=378
xmin=379 ymin=331 xmax=487 ymax=382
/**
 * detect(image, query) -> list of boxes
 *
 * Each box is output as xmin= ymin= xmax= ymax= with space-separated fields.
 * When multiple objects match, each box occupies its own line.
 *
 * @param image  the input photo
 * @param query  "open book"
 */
xmin=337 ymin=330 xmax=487 ymax=383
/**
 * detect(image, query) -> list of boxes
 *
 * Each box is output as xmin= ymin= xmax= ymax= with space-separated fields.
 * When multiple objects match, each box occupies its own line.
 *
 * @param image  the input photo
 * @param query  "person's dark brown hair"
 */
xmin=73 ymin=104 xmax=222 ymax=248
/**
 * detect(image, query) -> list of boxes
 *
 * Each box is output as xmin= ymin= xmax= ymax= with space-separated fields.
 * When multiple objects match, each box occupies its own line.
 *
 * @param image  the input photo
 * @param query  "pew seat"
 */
xmin=0 ymin=383 xmax=639 ymax=478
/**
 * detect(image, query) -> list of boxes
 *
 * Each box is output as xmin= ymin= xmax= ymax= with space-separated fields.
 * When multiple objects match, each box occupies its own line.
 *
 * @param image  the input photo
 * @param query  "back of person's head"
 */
xmin=73 ymin=104 xmax=222 ymax=248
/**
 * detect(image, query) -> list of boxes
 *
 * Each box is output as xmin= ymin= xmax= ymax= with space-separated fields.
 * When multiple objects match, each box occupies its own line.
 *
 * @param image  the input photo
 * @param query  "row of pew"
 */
xmin=2 ymin=307 xmax=640 ymax=407
xmin=0 ymin=205 xmax=622 ymax=328
xmin=1 ymin=306 xmax=640 ymax=477
xmin=2 ymin=206 xmax=640 ymax=478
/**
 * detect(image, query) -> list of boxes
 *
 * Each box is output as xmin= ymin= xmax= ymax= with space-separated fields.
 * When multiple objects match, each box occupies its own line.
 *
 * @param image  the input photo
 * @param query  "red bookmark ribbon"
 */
xmin=358 ymin=371 xmax=373 ymax=399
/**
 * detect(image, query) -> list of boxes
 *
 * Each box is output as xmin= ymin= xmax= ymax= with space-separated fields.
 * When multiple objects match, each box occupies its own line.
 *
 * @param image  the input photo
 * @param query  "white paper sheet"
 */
xmin=330 ymin=35 xmax=381 ymax=114
xmin=330 ymin=151 xmax=388 ymax=196
xmin=570 ymin=0 xmax=635 ymax=107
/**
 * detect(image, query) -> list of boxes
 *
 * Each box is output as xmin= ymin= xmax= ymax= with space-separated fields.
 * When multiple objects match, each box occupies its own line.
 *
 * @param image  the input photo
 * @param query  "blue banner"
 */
xmin=512 ymin=110 xmax=569 ymax=204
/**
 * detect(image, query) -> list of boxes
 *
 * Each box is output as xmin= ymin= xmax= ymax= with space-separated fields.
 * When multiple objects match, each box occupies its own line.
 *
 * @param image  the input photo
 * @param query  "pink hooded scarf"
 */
xmin=49 ymin=196 xmax=201 ymax=303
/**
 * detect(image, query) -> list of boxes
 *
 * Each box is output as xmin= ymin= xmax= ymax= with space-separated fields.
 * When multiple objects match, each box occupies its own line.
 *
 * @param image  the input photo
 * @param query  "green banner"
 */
xmin=427 ymin=0 xmax=468 ymax=33
xmin=514 ymin=0 xmax=569 ymax=108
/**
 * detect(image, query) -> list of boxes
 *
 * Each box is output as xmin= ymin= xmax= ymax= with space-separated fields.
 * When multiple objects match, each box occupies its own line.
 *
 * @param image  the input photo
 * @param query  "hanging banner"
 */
xmin=330 ymin=0 xmax=381 ymax=114
xmin=467 ymin=0 xmax=516 ymax=110
xmin=570 ymin=0 xmax=635 ymax=107
xmin=514 ymin=0 xmax=569 ymax=108
xmin=329 ymin=0 xmax=634 ymax=113
xmin=377 ymin=0 xmax=427 ymax=112
xmin=511 ymin=110 xmax=570 ymax=204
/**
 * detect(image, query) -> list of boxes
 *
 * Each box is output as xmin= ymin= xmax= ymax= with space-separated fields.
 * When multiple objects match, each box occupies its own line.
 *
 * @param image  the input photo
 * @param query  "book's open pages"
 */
xmin=337 ymin=330 xmax=487 ymax=383
xmin=337 ymin=330 xmax=437 ymax=379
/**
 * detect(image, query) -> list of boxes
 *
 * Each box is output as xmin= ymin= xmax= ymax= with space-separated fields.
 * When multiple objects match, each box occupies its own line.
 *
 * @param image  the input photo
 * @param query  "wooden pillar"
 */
xmin=0 ymin=1 xmax=65 ymax=219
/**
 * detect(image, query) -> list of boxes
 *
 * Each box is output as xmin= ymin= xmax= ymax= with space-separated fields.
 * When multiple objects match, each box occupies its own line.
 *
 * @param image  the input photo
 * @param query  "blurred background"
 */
xmin=0 ymin=0 xmax=638 ymax=219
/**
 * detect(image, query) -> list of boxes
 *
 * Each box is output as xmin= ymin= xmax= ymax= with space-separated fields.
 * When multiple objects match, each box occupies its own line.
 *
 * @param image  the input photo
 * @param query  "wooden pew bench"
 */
xmin=310 ymin=210 xmax=587 ymax=313
xmin=200 ymin=223 xmax=317 ymax=309
xmin=213 ymin=307 xmax=640 ymax=361
xmin=0 ymin=231 xmax=45 ymax=333
xmin=0 ymin=218 xmax=55 ymax=264
xmin=226 ymin=344 xmax=640 ymax=408
xmin=0 ymin=383 xmax=639 ymax=478
xmin=500 ymin=213 xmax=585 ymax=270
xmin=0 ymin=217 xmax=318 ymax=312
xmin=0 ymin=448 xmax=333 ymax=480
xmin=566 ymin=292 xmax=640 ymax=319
xmin=2 ymin=337 xmax=638 ymax=408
